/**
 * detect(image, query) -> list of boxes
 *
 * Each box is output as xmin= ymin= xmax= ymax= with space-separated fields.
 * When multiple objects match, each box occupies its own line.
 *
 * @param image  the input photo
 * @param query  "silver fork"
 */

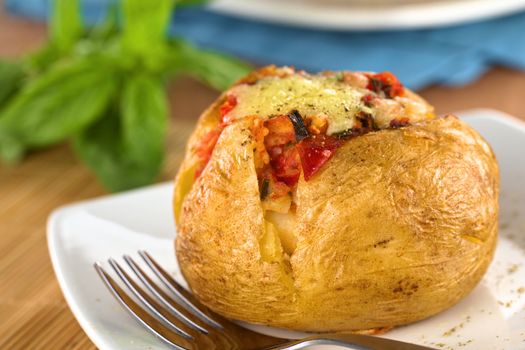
xmin=94 ymin=251 xmax=436 ymax=350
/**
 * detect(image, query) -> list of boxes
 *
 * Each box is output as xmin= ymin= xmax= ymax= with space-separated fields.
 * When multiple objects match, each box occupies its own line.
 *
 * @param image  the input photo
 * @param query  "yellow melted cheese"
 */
xmin=227 ymin=75 xmax=372 ymax=135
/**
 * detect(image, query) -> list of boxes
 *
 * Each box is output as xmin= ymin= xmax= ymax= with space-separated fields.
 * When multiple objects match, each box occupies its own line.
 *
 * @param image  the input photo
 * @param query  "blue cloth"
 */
xmin=6 ymin=0 xmax=525 ymax=89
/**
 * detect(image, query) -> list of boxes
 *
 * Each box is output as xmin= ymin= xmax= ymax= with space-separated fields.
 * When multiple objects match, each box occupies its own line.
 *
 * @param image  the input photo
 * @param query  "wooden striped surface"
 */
xmin=0 ymin=116 xmax=207 ymax=350
xmin=2 ymin=3 xmax=525 ymax=349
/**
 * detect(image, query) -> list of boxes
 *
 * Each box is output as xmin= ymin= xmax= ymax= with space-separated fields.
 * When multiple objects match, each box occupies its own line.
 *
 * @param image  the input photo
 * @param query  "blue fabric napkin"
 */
xmin=6 ymin=0 xmax=525 ymax=90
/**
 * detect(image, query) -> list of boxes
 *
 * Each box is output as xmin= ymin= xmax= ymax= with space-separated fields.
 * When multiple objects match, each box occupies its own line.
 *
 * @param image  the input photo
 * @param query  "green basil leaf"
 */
xmin=0 ymin=60 xmax=25 ymax=107
xmin=73 ymin=108 xmax=142 ymax=192
xmin=0 ymin=59 xmax=117 ymax=162
xmin=51 ymin=0 xmax=83 ymax=51
xmin=25 ymin=43 xmax=62 ymax=73
xmin=121 ymin=0 xmax=174 ymax=55
xmin=121 ymin=73 xmax=168 ymax=167
xmin=87 ymin=3 xmax=119 ymax=42
xmin=73 ymin=73 xmax=168 ymax=192
xmin=172 ymin=40 xmax=252 ymax=90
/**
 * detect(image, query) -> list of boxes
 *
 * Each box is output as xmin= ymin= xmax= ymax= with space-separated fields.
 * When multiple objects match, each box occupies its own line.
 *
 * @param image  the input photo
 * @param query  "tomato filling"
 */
xmin=195 ymin=70 xmax=412 ymax=200
xmin=195 ymin=94 xmax=237 ymax=178
xmin=264 ymin=116 xmax=301 ymax=187
xmin=219 ymin=93 xmax=237 ymax=126
xmin=366 ymin=72 xmax=404 ymax=98
xmin=252 ymin=113 xmax=347 ymax=201
xmin=194 ymin=129 xmax=221 ymax=178
xmin=298 ymin=134 xmax=342 ymax=181
xmin=389 ymin=117 xmax=410 ymax=128
xmin=194 ymin=94 xmax=238 ymax=178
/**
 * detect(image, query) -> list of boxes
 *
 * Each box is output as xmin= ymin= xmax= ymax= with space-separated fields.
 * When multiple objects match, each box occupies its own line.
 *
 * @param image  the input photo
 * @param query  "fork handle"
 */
xmin=267 ymin=333 xmax=436 ymax=350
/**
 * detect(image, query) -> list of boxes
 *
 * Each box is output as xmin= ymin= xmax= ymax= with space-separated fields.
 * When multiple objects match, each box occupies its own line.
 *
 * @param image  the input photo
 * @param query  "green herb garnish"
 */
xmin=0 ymin=0 xmax=251 ymax=191
xmin=260 ymin=178 xmax=270 ymax=200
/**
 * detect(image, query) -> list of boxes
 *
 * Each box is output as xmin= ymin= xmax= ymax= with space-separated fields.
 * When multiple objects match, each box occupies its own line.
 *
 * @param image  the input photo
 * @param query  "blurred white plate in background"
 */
xmin=208 ymin=0 xmax=525 ymax=30
xmin=48 ymin=109 xmax=525 ymax=349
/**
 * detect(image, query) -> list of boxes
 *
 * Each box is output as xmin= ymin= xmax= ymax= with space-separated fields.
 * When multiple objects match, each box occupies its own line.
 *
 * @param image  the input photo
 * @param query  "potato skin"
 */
xmin=174 ymin=110 xmax=499 ymax=332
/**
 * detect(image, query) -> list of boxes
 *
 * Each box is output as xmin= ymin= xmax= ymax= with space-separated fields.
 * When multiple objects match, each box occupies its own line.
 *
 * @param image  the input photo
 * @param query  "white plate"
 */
xmin=48 ymin=108 xmax=525 ymax=350
xmin=208 ymin=0 xmax=525 ymax=30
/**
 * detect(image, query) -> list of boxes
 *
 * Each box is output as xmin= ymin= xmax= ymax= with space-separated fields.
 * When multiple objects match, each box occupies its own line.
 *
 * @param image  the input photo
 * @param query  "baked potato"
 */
xmin=173 ymin=66 xmax=499 ymax=332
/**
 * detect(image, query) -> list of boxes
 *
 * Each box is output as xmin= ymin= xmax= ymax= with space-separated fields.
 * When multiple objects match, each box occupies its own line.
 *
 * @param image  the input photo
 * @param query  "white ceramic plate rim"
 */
xmin=47 ymin=185 xmax=169 ymax=350
xmin=48 ymin=108 xmax=525 ymax=350
xmin=208 ymin=0 xmax=525 ymax=30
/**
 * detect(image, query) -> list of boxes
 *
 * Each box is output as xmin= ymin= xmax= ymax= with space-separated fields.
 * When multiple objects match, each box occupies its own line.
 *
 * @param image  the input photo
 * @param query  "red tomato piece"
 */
xmin=298 ymin=134 xmax=342 ymax=181
xmin=270 ymin=146 xmax=301 ymax=187
xmin=366 ymin=72 xmax=404 ymax=98
xmin=361 ymin=94 xmax=375 ymax=107
xmin=389 ymin=117 xmax=410 ymax=128
xmin=195 ymin=129 xmax=221 ymax=178
xmin=219 ymin=94 xmax=237 ymax=126
xmin=264 ymin=116 xmax=300 ymax=186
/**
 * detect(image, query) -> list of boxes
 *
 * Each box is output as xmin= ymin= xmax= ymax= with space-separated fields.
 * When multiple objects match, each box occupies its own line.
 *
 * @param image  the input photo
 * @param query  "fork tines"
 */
xmin=94 ymin=251 xmax=229 ymax=350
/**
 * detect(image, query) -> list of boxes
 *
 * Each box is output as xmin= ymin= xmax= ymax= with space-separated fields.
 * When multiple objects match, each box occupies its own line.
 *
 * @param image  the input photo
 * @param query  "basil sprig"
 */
xmin=0 ymin=0 xmax=251 ymax=191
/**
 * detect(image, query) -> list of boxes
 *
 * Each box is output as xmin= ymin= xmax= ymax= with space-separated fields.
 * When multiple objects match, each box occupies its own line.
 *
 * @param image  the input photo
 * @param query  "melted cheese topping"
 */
xmin=227 ymin=75 xmax=372 ymax=134
xmin=225 ymin=73 xmax=435 ymax=134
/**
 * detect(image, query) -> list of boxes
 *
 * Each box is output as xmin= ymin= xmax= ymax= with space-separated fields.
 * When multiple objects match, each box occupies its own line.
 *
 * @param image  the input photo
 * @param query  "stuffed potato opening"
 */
xmin=177 ymin=67 xmax=436 ymax=217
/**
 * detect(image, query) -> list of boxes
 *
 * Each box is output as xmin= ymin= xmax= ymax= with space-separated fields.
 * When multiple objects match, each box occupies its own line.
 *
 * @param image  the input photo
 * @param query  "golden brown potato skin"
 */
xmin=174 ymin=110 xmax=499 ymax=332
